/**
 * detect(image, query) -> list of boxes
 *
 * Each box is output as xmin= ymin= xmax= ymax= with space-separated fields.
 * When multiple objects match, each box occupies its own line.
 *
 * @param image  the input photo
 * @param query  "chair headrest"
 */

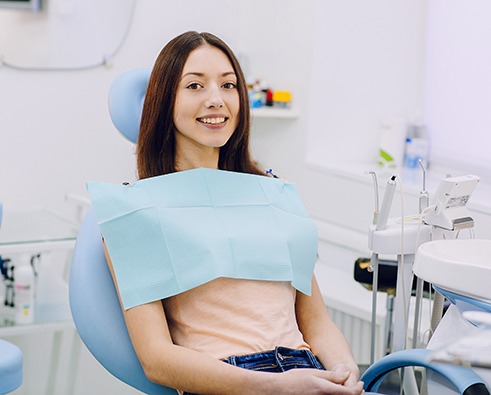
xmin=108 ymin=68 xmax=151 ymax=143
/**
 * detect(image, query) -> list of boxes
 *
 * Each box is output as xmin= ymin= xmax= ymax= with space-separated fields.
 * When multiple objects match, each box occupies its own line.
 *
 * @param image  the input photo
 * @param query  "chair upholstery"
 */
xmin=0 ymin=339 xmax=22 ymax=395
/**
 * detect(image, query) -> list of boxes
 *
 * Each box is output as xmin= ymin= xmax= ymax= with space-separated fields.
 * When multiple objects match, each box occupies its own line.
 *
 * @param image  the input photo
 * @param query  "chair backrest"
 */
xmin=69 ymin=68 xmax=177 ymax=394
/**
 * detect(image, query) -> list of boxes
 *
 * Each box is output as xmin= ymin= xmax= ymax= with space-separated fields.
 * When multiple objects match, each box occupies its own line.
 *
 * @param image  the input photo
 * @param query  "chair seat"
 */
xmin=0 ymin=339 xmax=22 ymax=394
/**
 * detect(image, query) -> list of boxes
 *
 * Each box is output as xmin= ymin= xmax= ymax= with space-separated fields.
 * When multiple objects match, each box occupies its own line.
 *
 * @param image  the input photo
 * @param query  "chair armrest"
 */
xmin=361 ymin=348 xmax=489 ymax=394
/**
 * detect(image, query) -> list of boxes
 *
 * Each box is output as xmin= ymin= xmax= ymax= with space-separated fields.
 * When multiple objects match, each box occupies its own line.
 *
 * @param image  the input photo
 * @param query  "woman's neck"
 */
xmin=175 ymin=147 xmax=220 ymax=171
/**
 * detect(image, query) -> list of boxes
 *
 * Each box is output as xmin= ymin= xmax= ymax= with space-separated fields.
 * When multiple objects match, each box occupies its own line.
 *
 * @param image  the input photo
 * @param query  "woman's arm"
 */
xmin=296 ymin=275 xmax=362 ymax=389
xmin=117 ymin=298 xmax=264 ymax=393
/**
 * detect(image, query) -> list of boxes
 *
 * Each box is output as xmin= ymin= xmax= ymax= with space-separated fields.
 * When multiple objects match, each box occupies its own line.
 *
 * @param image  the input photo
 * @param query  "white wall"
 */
xmin=306 ymin=0 xmax=427 ymax=167
xmin=424 ymin=0 xmax=491 ymax=180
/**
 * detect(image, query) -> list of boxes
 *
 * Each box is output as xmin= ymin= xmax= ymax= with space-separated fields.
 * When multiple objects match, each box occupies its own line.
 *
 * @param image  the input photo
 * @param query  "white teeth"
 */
xmin=199 ymin=117 xmax=225 ymax=124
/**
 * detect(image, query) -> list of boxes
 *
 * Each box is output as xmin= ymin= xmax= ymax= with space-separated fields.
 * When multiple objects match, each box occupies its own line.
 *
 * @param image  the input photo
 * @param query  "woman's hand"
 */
xmin=267 ymin=368 xmax=364 ymax=395
xmin=330 ymin=363 xmax=361 ymax=390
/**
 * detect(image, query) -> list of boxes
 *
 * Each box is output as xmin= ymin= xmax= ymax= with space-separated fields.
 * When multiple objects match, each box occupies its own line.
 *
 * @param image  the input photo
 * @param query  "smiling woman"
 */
xmin=136 ymin=32 xmax=264 ymax=179
xmin=93 ymin=31 xmax=364 ymax=395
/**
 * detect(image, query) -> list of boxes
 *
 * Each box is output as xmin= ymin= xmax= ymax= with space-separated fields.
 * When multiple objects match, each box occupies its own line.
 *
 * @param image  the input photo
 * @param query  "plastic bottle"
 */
xmin=14 ymin=262 xmax=36 ymax=324
xmin=404 ymin=137 xmax=417 ymax=169
xmin=377 ymin=118 xmax=407 ymax=169
xmin=404 ymin=123 xmax=430 ymax=170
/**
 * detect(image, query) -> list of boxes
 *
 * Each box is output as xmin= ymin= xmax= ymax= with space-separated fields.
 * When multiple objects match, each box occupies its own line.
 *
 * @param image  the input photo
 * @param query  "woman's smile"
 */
xmin=196 ymin=115 xmax=228 ymax=126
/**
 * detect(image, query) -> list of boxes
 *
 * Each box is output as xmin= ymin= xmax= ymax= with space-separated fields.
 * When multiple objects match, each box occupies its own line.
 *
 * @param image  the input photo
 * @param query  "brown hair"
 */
xmin=137 ymin=31 xmax=264 ymax=179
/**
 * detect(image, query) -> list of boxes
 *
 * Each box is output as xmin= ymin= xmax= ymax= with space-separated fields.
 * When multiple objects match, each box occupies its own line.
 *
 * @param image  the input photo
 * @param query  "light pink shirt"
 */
xmin=163 ymin=278 xmax=310 ymax=359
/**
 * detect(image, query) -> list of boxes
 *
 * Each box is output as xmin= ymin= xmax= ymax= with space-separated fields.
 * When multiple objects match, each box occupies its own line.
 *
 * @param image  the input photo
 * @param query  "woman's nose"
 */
xmin=205 ymin=85 xmax=224 ymax=109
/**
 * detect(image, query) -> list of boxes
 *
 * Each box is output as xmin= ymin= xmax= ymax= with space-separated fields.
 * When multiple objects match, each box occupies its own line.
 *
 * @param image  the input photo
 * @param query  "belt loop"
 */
xmin=274 ymin=346 xmax=286 ymax=372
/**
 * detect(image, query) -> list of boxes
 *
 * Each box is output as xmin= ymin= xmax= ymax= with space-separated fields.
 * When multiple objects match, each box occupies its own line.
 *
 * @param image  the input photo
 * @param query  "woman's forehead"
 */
xmin=181 ymin=45 xmax=235 ymax=76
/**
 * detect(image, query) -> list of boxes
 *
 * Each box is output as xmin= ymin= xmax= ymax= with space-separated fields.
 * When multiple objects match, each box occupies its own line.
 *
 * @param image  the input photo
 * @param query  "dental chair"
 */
xmin=0 ymin=339 xmax=22 ymax=394
xmin=69 ymin=68 xmax=488 ymax=395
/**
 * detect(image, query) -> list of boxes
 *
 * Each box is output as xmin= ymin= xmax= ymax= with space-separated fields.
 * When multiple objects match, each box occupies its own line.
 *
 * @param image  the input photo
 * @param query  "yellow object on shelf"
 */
xmin=272 ymin=91 xmax=292 ymax=108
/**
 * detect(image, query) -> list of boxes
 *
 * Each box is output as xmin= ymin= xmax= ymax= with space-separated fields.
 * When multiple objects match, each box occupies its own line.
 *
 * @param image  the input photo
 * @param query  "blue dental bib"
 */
xmin=87 ymin=168 xmax=318 ymax=310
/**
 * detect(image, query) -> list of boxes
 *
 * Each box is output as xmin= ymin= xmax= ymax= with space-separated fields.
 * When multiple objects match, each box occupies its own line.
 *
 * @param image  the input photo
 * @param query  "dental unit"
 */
xmin=367 ymin=165 xmax=490 ymax=393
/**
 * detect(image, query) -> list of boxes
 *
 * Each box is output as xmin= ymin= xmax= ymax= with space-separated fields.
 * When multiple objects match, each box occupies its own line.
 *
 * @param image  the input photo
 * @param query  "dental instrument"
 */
xmin=412 ymin=160 xmax=429 ymax=348
xmin=368 ymin=172 xmax=380 ymax=226
xmin=368 ymin=171 xmax=380 ymax=364
xmin=418 ymin=159 xmax=429 ymax=214
xmin=376 ymin=175 xmax=397 ymax=232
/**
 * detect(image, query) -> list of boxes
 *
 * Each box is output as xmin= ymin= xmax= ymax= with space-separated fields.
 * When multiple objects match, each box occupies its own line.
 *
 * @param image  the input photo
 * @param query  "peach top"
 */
xmin=163 ymin=278 xmax=310 ymax=360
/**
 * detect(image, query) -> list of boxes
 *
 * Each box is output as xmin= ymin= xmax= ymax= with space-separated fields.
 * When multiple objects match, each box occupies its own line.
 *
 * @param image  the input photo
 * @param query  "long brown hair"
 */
xmin=137 ymin=31 xmax=264 ymax=179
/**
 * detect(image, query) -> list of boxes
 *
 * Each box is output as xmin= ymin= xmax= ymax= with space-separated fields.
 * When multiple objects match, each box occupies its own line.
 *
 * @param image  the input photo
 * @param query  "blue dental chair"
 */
xmin=0 ymin=339 xmax=22 ymax=395
xmin=69 ymin=69 xmax=489 ymax=395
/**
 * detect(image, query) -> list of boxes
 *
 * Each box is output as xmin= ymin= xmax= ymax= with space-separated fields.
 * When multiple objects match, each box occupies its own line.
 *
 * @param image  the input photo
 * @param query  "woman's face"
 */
xmin=173 ymin=45 xmax=240 ymax=167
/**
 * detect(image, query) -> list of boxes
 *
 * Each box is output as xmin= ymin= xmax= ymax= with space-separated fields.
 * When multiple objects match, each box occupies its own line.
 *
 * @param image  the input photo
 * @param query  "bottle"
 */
xmin=377 ymin=118 xmax=407 ymax=169
xmin=13 ymin=261 xmax=36 ymax=324
xmin=404 ymin=123 xmax=430 ymax=170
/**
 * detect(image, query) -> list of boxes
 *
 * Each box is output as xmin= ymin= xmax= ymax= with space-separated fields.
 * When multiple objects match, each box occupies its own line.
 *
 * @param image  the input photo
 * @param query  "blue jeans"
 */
xmin=183 ymin=346 xmax=325 ymax=394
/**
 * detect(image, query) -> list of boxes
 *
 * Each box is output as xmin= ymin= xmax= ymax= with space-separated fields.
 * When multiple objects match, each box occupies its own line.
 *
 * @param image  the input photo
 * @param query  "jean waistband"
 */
xmin=222 ymin=346 xmax=324 ymax=372
xmin=183 ymin=348 xmax=325 ymax=394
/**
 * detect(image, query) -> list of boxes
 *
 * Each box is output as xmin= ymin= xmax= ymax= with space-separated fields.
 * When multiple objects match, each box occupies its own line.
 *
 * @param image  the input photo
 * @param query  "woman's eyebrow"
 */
xmin=181 ymin=71 xmax=236 ymax=78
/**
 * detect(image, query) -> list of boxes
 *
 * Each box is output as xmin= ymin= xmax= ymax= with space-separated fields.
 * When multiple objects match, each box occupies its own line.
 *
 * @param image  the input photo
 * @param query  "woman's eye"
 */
xmin=186 ymin=83 xmax=202 ymax=90
xmin=222 ymin=82 xmax=237 ymax=90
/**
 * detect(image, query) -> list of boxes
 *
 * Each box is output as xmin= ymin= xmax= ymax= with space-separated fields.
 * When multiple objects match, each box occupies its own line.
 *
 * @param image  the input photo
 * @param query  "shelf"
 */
xmin=0 ymin=301 xmax=72 ymax=329
xmin=251 ymin=107 xmax=298 ymax=119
